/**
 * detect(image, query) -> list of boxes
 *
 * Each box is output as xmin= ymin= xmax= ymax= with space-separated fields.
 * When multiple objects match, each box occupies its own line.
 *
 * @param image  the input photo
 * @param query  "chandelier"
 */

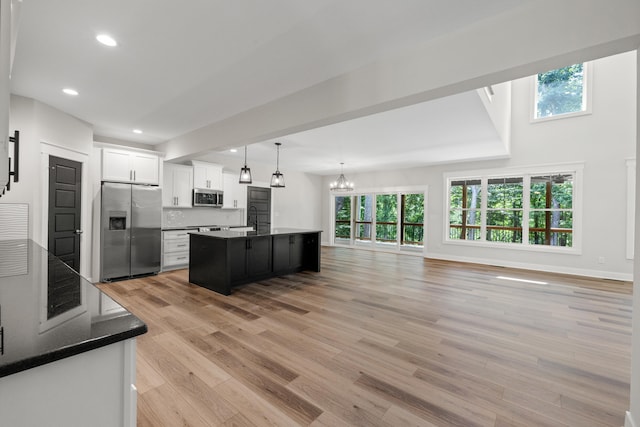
xmin=330 ymin=163 xmax=354 ymax=192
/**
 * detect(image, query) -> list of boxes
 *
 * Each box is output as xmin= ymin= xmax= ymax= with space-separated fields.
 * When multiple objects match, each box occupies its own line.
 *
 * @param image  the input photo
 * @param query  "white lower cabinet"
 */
xmin=162 ymin=230 xmax=190 ymax=270
xmin=0 ymin=339 xmax=137 ymax=427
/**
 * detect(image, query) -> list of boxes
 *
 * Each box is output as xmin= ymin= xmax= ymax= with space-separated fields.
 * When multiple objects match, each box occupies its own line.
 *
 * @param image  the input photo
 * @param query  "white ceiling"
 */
xmin=10 ymin=0 xmax=527 ymax=175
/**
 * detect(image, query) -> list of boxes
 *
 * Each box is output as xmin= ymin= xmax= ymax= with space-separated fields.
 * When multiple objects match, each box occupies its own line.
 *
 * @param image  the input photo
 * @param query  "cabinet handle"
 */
xmin=177 ymin=244 xmax=187 ymax=247
xmin=130 ymin=170 xmax=133 ymax=181
xmin=0 ymin=326 xmax=4 ymax=355
xmin=133 ymin=170 xmax=136 ymax=181
xmin=177 ymin=256 xmax=187 ymax=260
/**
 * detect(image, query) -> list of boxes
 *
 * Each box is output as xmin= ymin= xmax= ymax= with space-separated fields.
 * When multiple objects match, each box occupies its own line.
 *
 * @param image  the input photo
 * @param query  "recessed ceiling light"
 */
xmin=133 ymin=129 xmax=143 ymax=134
xmin=96 ymin=34 xmax=117 ymax=47
xmin=62 ymin=88 xmax=78 ymax=96
xmin=230 ymin=149 xmax=238 ymax=153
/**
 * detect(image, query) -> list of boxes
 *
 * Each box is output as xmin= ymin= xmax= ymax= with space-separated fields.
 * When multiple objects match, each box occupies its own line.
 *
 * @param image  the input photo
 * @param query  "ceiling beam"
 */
xmin=160 ymin=0 xmax=640 ymax=162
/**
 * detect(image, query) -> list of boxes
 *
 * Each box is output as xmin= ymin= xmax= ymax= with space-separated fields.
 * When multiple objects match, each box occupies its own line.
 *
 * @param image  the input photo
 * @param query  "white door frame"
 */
xmin=40 ymin=142 xmax=91 ymax=280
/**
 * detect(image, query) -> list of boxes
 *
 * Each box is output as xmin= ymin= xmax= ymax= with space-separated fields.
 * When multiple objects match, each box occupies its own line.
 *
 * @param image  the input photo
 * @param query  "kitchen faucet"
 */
xmin=248 ymin=205 xmax=258 ymax=232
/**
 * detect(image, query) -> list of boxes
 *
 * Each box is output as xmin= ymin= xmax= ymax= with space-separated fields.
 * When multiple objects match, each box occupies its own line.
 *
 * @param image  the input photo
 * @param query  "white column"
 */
xmin=628 ymin=47 xmax=640 ymax=427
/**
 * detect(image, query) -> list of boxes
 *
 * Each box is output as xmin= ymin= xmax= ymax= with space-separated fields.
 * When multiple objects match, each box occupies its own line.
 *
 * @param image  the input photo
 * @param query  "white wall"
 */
xmin=3 ymin=95 xmax=95 ymax=278
xmin=322 ymin=51 xmax=637 ymax=281
xmin=628 ymin=40 xmax=640 ymax=427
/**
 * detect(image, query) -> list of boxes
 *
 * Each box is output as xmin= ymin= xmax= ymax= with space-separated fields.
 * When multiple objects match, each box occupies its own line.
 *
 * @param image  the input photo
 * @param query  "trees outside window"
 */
xmin=447 ymin=169 xmax=576 ymax=249
xmin=355 ymin=195 xmax=373 ymax=241
xmin=529 ymin=174 xmax=573 ymax=246
xmin=333 ymin=191 xmax=424 ymax=248
xmin=449 ymin=179 xmax=482 ymax=240
xmin=486 ymin=177 xmax=523 ymax=243
xmin=401 ymin=193 xmax=424 ymax=246
xmin=334 ymin=196 xmax=351 ymax=242
xmin=376 ymin=194 xmax=397 ymax=244
xmin=535 ymin=63 xmax=588 ymax=119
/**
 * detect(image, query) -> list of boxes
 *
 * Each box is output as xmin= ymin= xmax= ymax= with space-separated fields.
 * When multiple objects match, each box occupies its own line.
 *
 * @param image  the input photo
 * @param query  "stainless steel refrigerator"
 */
xmin=100 ymin=182 xmax=161 ymax=281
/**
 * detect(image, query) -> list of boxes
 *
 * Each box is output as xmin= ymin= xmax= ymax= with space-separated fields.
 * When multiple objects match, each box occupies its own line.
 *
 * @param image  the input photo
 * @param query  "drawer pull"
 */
xmin=177 ymin=244 xmax=187 ymax=247
xmin=177 ymin=257 xmax=187 ymax=260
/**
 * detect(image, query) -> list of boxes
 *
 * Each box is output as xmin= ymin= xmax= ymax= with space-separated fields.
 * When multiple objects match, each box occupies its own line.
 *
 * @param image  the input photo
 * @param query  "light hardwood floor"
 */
xmin=98 ymin=247 xmax=632 ymax=427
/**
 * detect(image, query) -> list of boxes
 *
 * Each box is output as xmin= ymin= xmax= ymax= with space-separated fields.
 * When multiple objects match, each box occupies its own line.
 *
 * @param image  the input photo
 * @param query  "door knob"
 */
xmin=75 ymin=230 xmax=83 ymax=234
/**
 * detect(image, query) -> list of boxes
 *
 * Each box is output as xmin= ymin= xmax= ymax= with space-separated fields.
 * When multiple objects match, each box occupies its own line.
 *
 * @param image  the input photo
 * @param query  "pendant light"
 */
xmin=239 ymin=145 xmax=252 ymax=184
xmin=270 ymin=142 xmax=285 ymax=188
xmin=330 ymin=162 xmax=354 ymax=192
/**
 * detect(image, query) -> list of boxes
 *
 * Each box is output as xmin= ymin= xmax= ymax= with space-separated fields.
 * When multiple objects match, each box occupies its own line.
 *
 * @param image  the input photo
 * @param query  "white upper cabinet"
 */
xmin=102 ymin=148 xmax=160 ymax=185
xmin=163 ymin=163 xmax=193 ymax=208
xmin=222 ymin=172 xmax=247 ymax=209
xmin=191 ymin=161 xmax=222 ymax=190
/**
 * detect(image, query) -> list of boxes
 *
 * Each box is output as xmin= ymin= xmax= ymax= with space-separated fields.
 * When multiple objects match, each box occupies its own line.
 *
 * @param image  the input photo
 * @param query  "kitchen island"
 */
xmin=189 ymin=228 xmax=321 ymax=295
xmin=0 ymin=240 xmax=147 ymax=427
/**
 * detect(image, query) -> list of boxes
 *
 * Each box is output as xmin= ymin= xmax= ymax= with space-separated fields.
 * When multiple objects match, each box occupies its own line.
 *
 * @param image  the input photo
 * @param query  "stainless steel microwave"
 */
xmin=193 ymin=188 xmax=223 ymax=207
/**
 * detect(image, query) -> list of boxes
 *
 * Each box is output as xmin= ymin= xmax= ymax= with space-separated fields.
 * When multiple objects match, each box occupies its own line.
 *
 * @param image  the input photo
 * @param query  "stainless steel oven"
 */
xmin=193 ymin=188 xmax=222 ymax=207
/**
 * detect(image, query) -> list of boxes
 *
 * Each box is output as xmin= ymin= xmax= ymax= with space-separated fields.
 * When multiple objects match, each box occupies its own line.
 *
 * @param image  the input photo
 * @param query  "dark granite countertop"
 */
xmin=0 ymin=240 xmax=147 ymax=378
xmin=189 ymin=227 xmax=322 ymax=239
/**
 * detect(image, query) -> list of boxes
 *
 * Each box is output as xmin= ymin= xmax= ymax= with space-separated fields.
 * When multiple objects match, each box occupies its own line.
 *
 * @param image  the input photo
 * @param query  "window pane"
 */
xmin=487 ymin=177 xmax=522 ymax=209
xmin=356 ymin=223 xmax=371 ymax=241
xmin=466 ymin=209 xmax=481 ymax=226
xmin=449 ymin=226 xmax=481 ymax=241
xmin=402 ymin=225 xmax=423 ymax=246
xmin=402 ymin=193 xmax=424 ymax=247
xmin=357 ymin=195 xmax=373 ymax=221
xmin=376 ymin=194 xmax=397 ymax=222
xmin=529 ymin=211 xmax=573 ymax=229
xmin=536 ymin=63 xmax=585 ymax=118
xmin=486 ymin=210 xmax=523 ymax=243
xmin=552 ymin=176 xmax=573 ymax=209
xmin=487 ymin=228 xmax=523 ymax=243
xmin=530 ymin=231 xmax=573 ymax=247
xmin=334 ymin=196 xmax=351 ymax=241
xmin=376 ymin=194 xmax=397 ymax=244
xmin=531 ymin=174 xmax=573 ymax=209
xmin=449 ymin=209 xmax=462 ymax=226
xmin=449 ymin=183 xmax=463 ymax=209
xmin=486 ymin=210 xmax=522 ymax=227
xmin=466 ymin=184 xmax=482 ymax=209
xmin=403 ymin=194 xmax=424 ymax=223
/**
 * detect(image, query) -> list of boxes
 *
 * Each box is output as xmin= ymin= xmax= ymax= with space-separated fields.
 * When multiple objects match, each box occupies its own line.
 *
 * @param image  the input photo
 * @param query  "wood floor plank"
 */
xmin=97 ymin=246 xmax=632 ymax=426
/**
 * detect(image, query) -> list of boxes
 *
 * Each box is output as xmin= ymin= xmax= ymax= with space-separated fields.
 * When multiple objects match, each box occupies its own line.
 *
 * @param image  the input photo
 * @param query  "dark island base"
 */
xmin=189 ymin=231 xmax=321 ymax=295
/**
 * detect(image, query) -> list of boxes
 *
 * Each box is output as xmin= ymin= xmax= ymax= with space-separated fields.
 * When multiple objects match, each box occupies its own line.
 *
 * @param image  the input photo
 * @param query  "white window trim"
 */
xmin=443 ymin=163 xmax=583 ymax=254
xmin=530 ymin=61 xmax=593 ymax=123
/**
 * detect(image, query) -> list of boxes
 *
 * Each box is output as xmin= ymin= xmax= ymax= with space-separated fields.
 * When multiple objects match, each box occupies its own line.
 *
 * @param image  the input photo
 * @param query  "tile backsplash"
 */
xmin=163 ymin=207 xmax=245 ymax=228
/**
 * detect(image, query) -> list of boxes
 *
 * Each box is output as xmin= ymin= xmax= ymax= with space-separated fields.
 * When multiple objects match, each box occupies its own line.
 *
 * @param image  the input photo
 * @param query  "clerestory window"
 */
xmin=533 ymin=63 xmax=590 ymax=121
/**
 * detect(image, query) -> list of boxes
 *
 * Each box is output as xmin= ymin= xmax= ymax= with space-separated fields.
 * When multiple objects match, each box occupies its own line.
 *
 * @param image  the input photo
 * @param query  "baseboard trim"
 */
xmin=425 ymin=252 xmax=632 ymax=282
xmin=626 ymin=411 xmax=637 ymax=427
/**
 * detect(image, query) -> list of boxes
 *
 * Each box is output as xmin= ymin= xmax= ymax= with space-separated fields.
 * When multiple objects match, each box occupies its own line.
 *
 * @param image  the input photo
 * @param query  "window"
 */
xmin=486 ymin=177 xmax=523 ymax=243
xmin=334 ymin=196 xmax=351 ymax=243
xmin=332 ymin=190 xmax=425 ymax=249
xmin=529 ymin=174 xmax=573 ymax=246
xmin=534 ymin=63 xmax=589 ymax=120
xmin=446 ymin=166 xmax=580 ymax=250
xmin=401 ymin=193 xmax=424 ymax=246
xmin=376 ymin=194 xmax=397 ymax=245
xmin=355 ymin=195 xmax=373 ymax=242
xmin=449 ymin=179 xmax=482 ymax=240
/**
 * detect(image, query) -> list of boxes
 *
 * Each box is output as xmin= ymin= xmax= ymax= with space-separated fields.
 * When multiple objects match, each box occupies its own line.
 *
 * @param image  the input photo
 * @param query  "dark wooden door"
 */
xmin=48 ymin=156 xmax=82 ymax=272
xmin=247 ymin=186 xmax=271 ymax=234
